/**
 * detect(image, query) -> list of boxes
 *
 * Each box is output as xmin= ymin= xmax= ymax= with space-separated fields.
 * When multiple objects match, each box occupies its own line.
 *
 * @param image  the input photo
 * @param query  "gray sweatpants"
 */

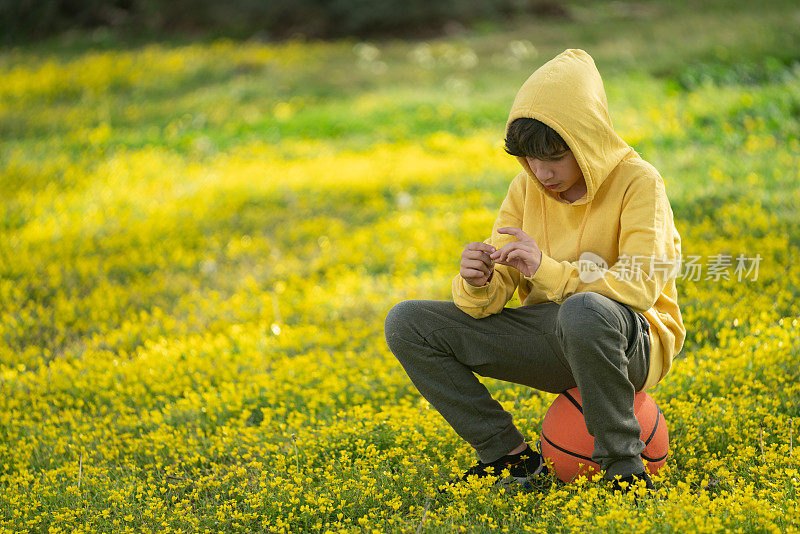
xmin=384 ymin=291 xmax=651 ymax=480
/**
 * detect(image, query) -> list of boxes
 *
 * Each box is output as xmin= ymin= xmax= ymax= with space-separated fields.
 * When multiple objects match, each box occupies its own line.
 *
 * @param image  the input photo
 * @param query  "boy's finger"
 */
xmin=472 ymin=242 xmax=496 ymax=253
xmin=498 ymin=227 xmax=532 ymax=242
xmin=462 ymin=268 xmax=488 ymax=279
xmin=464 ymin=256 xmax=492 ymax=271
xmin=491 ymin=242 xmax=517 ymax=259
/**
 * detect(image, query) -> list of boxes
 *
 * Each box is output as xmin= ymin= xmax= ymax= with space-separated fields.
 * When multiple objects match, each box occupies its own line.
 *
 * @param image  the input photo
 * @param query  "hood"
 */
xmin=506 ymin=48 xmax=634 ymax=206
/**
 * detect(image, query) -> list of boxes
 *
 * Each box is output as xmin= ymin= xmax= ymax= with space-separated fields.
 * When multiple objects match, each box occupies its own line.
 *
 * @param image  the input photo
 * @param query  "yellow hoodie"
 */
xmin=451 ymin=49 xmax=685 ymax=392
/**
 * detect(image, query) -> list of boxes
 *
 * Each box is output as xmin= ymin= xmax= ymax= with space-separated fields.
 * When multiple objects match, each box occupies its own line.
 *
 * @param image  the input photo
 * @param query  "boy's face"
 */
xmin=525 ymin=149 xmax=586 ymax=200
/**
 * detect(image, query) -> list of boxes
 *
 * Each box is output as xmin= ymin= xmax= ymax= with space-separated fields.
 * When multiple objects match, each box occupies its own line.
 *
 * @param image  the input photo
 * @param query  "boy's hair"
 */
xmin=504 ymin=117 xmax=570 ymax=160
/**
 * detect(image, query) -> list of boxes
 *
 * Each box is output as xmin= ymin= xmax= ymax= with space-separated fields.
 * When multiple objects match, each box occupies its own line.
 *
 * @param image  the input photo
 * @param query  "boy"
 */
xmin=384 ymin=49 xmax=685 ymax=495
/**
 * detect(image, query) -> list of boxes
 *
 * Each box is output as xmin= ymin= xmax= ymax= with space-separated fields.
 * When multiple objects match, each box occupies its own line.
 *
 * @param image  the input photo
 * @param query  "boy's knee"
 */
xmin=384 ymin=299 xmax=423 ymax=345
xmin=556 ymin=291 xmax=619 ymax=339
xmin=557 ymin=292 xmax=592 ymax=328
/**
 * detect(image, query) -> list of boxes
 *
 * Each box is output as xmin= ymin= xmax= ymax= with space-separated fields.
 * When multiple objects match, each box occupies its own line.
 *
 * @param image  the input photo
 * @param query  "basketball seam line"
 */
xmin=642 ymin=451 xmax=668 ymax=462
xmin=541 ymin=432 xmax=594 ymax=462
xmin=563 ymin=390 xmax=583 ymax=413
xmin=644 ymin=404 xmax=662 ymax=446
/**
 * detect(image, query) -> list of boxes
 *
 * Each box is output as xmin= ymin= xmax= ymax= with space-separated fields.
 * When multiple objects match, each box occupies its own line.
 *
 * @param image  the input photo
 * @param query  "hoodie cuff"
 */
xmin=462 ymin=271 xmax=494 ymax=299
xmin=523 ymin=251 xmax=562 ymax=289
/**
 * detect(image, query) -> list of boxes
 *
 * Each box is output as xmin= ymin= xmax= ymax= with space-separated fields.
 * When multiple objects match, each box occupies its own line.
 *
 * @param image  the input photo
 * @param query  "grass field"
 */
xmin=2 ymin=0 xmax=800 ymax=532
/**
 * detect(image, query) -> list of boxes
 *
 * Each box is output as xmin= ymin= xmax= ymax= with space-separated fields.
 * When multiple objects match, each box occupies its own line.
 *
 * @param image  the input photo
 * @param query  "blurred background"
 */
xmin=3 ymin=0 xmax=630 ymax=44
xmin=2 ymin=1 xmax=800 ymax=533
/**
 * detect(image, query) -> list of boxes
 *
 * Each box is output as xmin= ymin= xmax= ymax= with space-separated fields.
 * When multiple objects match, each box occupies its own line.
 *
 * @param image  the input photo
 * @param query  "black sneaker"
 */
xmin=608 ymin=470 xmax=656 ymax=503
xmin=439 ymin=441 xmax=549 ymax=494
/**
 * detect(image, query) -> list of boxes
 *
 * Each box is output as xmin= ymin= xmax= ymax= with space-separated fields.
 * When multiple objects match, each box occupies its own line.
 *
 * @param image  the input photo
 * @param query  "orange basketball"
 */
xmin=540 ymin=386 xmax=669 ymax=484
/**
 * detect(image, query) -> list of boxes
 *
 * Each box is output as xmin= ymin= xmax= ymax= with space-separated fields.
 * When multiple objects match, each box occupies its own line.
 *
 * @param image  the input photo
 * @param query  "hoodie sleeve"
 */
xmin=451 ymin=175 xmax=525 ymax=318
xmin=523 ymin=173 xmax=680 ymax=314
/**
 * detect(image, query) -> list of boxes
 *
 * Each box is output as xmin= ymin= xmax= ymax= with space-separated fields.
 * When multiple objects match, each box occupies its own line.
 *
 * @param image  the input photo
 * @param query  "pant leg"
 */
xmin=555 ymin=291 xmax=652 ymax=480
xmin=383 ymin=293 xmax=650 ymax=475
xmin=384 ymin=298 xmax=575 ymax=464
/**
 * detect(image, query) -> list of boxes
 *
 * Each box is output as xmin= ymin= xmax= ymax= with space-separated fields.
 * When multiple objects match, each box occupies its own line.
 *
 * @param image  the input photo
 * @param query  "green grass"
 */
xmin=2 ymin=0 xmax=800 ymax=532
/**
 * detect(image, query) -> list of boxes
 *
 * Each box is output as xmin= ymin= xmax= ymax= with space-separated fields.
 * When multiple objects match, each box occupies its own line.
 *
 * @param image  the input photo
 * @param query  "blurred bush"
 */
xmin=0 ymin=0 xmax=569 ymax=45
xmin=673 ymin=56 xmax=800 ymax=90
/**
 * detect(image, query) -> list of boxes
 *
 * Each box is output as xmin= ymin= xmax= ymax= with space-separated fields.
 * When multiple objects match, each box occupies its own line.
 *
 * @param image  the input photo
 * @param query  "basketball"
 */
xmin=540 ymin=386 xmax=669 ymax=484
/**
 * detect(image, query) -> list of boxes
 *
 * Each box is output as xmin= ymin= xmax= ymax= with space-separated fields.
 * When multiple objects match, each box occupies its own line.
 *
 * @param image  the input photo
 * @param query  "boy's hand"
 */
xmin=489 ymin=227 xmax=543 ymax=278
xmin=460 ymin=242 xmax=496 ymax=287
